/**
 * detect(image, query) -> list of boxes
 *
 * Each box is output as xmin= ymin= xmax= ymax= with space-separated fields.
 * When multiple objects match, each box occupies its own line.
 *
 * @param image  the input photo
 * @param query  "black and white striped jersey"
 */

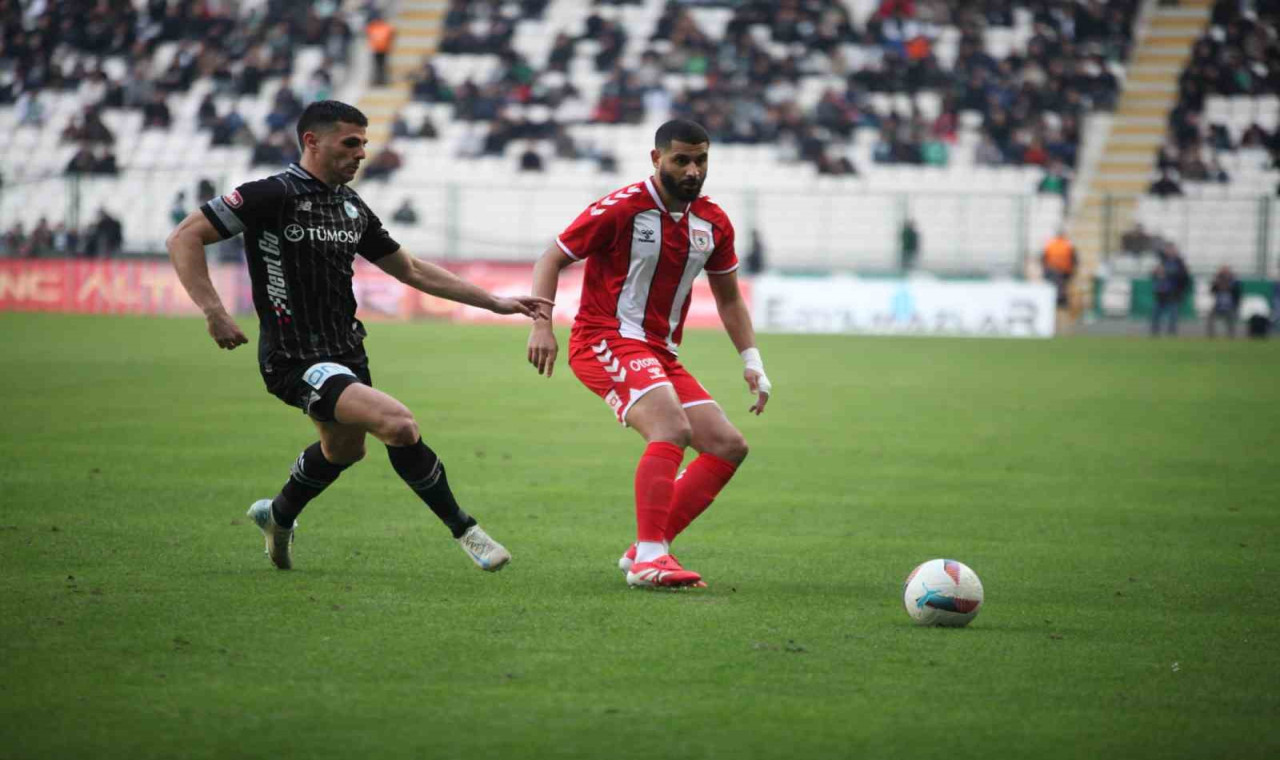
xmin=201 ymin=163 xmax=400 ymax=367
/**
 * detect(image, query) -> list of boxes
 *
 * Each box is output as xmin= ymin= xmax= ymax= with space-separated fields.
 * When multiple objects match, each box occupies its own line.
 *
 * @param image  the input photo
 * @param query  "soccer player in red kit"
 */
xmin=526 ymin=119 xmax=773 ymax=588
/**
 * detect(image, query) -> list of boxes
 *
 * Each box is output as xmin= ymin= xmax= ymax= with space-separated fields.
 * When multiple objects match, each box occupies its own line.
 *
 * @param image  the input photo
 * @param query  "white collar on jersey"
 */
xmin=644 ymin=175 xmax=690 ymax=221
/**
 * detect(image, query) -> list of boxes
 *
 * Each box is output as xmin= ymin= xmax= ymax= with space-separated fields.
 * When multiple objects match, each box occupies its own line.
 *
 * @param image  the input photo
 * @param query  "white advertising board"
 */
xmin=751 ymin=276 xmax=1057 ymax=338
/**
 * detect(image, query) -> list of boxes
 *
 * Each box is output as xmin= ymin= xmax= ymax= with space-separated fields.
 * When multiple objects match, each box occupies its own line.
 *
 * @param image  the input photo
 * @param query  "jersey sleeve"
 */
xmin=555 ymin=202 xmax=619 ymax=261
xmin=356 ymin=203 xmax=401 ymax=262
xmin=200 ymin=178 xmax=284 ymax=239
xmin=705 ymin=216 xmax=738 ymax=274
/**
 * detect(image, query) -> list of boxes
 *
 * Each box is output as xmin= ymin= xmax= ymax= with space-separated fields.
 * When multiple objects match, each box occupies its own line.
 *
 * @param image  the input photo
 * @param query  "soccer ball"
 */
xmin=902 ymin=559 xmax=984 ymax=627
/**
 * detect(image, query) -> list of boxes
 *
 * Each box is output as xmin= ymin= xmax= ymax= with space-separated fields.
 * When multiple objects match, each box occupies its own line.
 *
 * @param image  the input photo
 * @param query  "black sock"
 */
xmin=271 ymin=442 xmax=350 ymax=528
xmin=386 ymin=438 xmax=476 ymax=538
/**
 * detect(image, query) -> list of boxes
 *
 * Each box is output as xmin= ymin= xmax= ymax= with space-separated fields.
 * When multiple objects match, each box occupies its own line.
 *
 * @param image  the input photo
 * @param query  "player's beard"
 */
xmin=659 ymin=168 xmax=703 ymax=204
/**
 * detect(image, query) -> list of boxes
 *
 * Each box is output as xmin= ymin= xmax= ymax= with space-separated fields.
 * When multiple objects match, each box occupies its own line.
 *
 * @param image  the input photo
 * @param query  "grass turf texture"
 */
xmin=1 ymin=312 xmax=1277 ymax=760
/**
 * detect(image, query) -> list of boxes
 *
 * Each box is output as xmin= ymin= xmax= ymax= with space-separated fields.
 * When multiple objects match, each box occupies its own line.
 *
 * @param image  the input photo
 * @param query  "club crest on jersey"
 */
xmin=690 ymin=229 xmax=712 ymax=252
xmin=343 ymin=201 xmax=358 ymax=219
xmin=223 ymin=190 xmax=243 ymax=208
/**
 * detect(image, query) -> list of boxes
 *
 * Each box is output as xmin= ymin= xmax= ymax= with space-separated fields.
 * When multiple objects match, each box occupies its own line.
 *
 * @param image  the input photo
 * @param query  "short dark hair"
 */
xmin=655 ymin=119 xmax=710 ymax=150
xmin=296 ymin=100 xmax=368 ymax=150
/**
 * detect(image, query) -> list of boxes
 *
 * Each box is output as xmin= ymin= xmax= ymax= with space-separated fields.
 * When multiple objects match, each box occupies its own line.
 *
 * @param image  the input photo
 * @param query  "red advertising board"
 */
xmin=2 ymin=259 xmax=748 ymax=329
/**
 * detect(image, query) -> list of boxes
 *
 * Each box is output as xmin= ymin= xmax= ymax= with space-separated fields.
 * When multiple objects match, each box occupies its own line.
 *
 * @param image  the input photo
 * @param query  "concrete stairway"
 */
xmin=355 ymin=0 xmax=447 ymax=149
xmin=1067 ymin=0 xmax=1212 ymax=309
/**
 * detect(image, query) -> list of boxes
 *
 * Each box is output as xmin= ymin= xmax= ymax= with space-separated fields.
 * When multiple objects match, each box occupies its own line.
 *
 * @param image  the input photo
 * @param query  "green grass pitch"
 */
xmin=1 ymin=312 xmax=1277 ymax=759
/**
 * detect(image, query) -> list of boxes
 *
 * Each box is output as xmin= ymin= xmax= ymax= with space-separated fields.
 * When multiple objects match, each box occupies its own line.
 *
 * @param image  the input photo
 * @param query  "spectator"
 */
xmin=1149 ymin=170 xmax=1183 ymax=197
xmin=16 ymin=92 xmax=44 ymax=126
xmin=92 ymin=147 xmax=120 ymax=175
xmin=65 ymin=144 xmax=97 ymax=175
xmin=0 ymin=223 xmax=25 ymax=258
xmin=392 ymin=197 xmax=420 ymax=225
xmin=28 ymin=218 xmax=54 ymax=257
xmin=745 ymin=229 xmax=766 ymax=275
xmin=519 ymin=143 xmax=545 ymax=172
xmin=1207 ymin=265 xmax=1242 ymax=338
xmin=411 ymin=62 xmax=453 ymax=102
xmin=1121 ymin=223 xmax=1153 ymax=256
xmin=197 ymin=93 xmax=219 ymax=130
xmin=210 ymin=110 xmax=252 ymax=147
xmin=1037 ymin=161 xmax=1071 ymax=196
xmin=362 ymin=147 xmax=403 ymax=181
xmin=197 ymin=178 xmax=217 ymax=204
xmin=85 ymin=209 xmax=124 ymax=258
xmin=366 ymin=15 xmax=396 ymax=86
xmin=143 ymin=92 xmax=173 ymax=129
xmin=170 ymin=191 xmax=188 ymax=226
xmin=1042 ymin=228 xmax=1077 ymax=309
xmin=900 ymin=218 xmax=920 ymax=272
xmin=1151 ymin=243 xmax=1191 ymax=336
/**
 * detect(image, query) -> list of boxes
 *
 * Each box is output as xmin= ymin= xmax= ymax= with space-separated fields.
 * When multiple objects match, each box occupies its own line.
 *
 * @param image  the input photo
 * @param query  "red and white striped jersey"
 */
xmin=556 ymin=176 xmax=738 ymax=354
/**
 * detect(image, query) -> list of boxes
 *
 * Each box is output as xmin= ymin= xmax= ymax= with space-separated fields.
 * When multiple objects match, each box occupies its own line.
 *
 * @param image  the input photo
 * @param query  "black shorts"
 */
xmin=261 ymin=351 xmax=373 ymax=422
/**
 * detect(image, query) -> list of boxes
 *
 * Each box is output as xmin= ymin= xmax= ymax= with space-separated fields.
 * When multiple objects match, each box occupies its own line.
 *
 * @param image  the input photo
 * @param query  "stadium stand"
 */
xmin=7 ymin=0 xmax=1274 ymax=292
xmin=1081 ymin=0 xmax=1278 ymax=284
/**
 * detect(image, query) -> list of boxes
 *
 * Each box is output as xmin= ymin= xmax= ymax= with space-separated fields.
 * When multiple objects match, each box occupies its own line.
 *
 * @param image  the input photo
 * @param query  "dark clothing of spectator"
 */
xmin=1149 ymin=174 xmax=1183 ymax=197
xmin=1208 ymin=268 xmax=1243 ymax=338
xmin=143 ymin=96 xmax=172 ymax=129
xmin=519 ymin=147 xmax=545 ymax=172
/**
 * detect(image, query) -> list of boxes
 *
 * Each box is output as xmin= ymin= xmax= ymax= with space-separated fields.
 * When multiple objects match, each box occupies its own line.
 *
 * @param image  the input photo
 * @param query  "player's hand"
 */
xmin=206 ymin=310 xmax=248 ymax=350
xmin=527 ymin=325 xmax=559 ymax=378
xmin=745 ymin=369 xmax=771 ymax=415
xmin=492 ymin=295 xmax=555 ymax=319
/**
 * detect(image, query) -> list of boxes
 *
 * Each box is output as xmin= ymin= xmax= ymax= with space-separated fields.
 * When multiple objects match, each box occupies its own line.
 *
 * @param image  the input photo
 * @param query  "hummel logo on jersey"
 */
xmin=636 ymin=226 xmax=655 ymax=243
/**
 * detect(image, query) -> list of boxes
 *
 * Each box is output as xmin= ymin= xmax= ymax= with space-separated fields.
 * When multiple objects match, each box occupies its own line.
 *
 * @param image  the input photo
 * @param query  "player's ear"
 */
xmin=650 ymin=147 xmax=661 ymax=168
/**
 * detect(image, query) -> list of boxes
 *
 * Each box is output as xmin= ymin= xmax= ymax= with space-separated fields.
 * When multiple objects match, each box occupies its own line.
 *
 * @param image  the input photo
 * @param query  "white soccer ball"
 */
xmin=902 ymin=559 xmax=984 ymax=627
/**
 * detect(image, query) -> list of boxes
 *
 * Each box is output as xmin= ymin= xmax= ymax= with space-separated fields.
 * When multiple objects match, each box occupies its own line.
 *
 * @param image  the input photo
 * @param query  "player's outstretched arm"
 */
xmin=166 ymin=210 xmax=248 ymax=350
xmin=708 ymin=271 xmax=771 ymax=415
xmin=374 ymin=249 xmax=552 ymax=317
xmin=527 ymin=243 xmax=576 ymax=378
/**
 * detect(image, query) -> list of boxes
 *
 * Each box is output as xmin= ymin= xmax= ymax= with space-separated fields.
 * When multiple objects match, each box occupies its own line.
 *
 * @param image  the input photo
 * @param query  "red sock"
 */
xmin=665 ymin=453 xmax=738 ymax=541
xmin=634 ymin=442 xmax=684 ymax=543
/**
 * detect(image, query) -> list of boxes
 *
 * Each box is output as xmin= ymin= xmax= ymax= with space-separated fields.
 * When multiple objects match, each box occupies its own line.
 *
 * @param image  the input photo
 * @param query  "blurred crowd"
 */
xmin=1 ymin=0 xmax=355 ymax=172
xmin=0 ymin=209 xmax=123 ymax=258
xmin=398 ymin=0 xmax=1138 ymax=185
xmin=1155 ymin=0 xmax=1280 ymax=196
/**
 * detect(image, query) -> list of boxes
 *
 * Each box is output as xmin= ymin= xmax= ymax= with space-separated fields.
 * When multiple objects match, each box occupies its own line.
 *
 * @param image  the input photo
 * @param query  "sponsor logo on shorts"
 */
xmin=605 ymin=389 xmax=623 ymax=414
xmin=629 ymin=357 xmax=659 ymax=371
xmin=303 ymin=362 xmax=357 ymax=390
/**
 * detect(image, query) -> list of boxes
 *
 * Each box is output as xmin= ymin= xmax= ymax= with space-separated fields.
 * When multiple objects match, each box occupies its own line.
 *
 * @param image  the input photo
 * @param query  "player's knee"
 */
xmin=716 ymin=432 xmax=749 ymax=465
xmin=381 ymin=412 xmax=419 ymax=446
xmin=655 ymin=421 xmax=693 ymax=449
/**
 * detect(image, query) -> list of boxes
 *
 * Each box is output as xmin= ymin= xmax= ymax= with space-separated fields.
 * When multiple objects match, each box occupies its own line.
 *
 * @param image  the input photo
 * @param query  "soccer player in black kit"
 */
xmin=167 ymin=101 xmax=551 ymax=572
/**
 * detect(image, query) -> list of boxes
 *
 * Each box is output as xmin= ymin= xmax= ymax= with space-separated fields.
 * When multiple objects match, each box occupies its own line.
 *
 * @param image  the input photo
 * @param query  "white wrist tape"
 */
xmin=740 ymin=347 xmax=765 ymax=373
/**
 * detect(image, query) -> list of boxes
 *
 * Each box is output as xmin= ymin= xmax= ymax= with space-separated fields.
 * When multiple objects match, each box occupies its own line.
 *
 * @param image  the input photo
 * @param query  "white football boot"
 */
xmin=457 ymin=525 xmax=511 ymax=571
xmin=247 ymin=499 xmax=295 ymax=570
